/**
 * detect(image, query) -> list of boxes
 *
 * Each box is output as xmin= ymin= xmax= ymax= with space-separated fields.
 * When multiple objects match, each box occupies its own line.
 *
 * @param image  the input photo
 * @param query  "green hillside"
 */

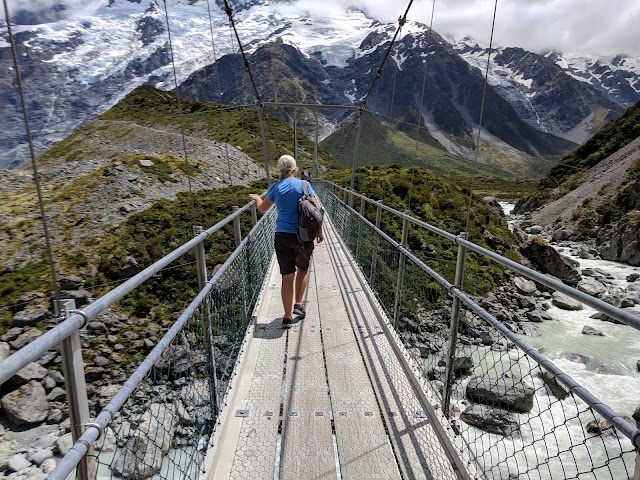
xmin=328 ymin=165 xmax=520 ymax=295
xmin=100 ymin=86 xmax=340 ymax=174
xmin=516 ymin=100 xmax=640 ymax=212
xmin=321 ymin=111 xmax=556 ymax=179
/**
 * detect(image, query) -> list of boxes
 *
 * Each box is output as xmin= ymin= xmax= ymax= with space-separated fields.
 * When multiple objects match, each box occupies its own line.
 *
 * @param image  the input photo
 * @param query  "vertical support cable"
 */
xmin=442 ymin=232 xmax=468 ymax=417
xmin=464 ymin=0 xmax=499 ymax=236
xmin=314 ymin=112 xmax=319 ymax=179
xmin=4 ymin=0 xmax=61 ymax=306
xmin=293 ymin=113 xmax=298 ymax=160
xmin=193 ymin=226 xmax=219 ymax=415
xmin=392 ymin=212 xmax=410 ymax=327
xmin=257 ymin=106 xmax=271 ymax=186
xmin=57 ymin=299 xmax=95 ymax=480
xmin=348 ymin=110 xmax=363 ymax=207
xmin=205 ymin=0 xmax=234 ymax=186
xmin=408 ymin=0 xmax=436 ymax=211
xmin=161 ymin=0 xmax=197 ymax=224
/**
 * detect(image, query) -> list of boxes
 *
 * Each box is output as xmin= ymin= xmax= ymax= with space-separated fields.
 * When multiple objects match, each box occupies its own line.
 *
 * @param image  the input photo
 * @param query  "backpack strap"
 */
xmin=302 ymin=179 xmax=309 ymax=196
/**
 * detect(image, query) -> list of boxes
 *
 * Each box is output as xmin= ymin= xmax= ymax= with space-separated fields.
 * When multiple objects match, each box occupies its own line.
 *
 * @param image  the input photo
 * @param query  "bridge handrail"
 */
xmin=47 ymin=206 xmax=273 ymax=480
xmin=318 ymin=179 xmax=640 ymax=331
xmin=317 ymin=180 xmax=640 ymax=449
xmin=0 ymin=196 xmax=264 ymax=386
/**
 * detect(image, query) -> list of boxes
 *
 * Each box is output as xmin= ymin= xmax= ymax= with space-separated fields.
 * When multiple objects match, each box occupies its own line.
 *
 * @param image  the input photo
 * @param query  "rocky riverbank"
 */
xmin=0 ymin=270 xmax=232 ymax=479
xmin=397 ymin=207 xmax=640 ymax=438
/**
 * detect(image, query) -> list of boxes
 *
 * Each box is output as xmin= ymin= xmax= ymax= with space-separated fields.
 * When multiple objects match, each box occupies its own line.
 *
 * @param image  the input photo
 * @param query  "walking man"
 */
xmin=249 ymin=155 xmax=324 ymax=328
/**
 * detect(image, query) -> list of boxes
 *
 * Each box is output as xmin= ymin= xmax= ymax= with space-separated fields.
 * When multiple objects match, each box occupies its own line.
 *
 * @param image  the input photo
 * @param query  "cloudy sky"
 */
xmin=2 ymin=0 xmax=639 ymax=56
xmin=363 ymin=0 xmax=640 ymax=56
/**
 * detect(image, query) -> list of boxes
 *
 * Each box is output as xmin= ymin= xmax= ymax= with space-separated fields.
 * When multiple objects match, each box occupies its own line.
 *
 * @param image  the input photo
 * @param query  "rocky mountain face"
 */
xmin=515 ymin=101 xmax=640 ymax=266
xmin=452 ymin=39 xmax=640 ymax=145
xmin=179 ymin=29 xmax=579 ymax=173
xmin=2 ymin=0 xmax=639 ymax=171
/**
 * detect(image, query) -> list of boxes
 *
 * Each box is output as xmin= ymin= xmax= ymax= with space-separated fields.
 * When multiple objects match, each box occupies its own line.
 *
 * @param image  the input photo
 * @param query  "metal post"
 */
xmin=370 ymin=201 xmax=383 ymax=281
xmin=57 ymin=299 xmax=95 ymax=480
xmin=232 ymin=206 xmax=242 ymax=247
xmin=348 ymin=112 xmax=363 ymax=208
xmin=256 ymin=106 xmax=271 ymax=187
xmin=442 ymin=232 xmax=468 ymax=418
xmin=392 ymin=212 xmax=410 ymax=327
xmin=193 ymin=226 xmax=220 ymax=415
xmin=360 ymin=196 xmax=366 ymax=216
xmin=293 ymin=113 xmax=298 ymax=160
xmin=635 ymin=452 xmax=640 ymax=480
xmin=314 ymin=112 xmax=319 ymax=179
xmin=251 ymin=203 xmax=258 ymax=227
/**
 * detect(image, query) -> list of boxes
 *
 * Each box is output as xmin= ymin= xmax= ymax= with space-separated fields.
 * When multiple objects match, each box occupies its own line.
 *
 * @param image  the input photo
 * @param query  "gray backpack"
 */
xmin=297 ymin=181 xmax=324 ymax=242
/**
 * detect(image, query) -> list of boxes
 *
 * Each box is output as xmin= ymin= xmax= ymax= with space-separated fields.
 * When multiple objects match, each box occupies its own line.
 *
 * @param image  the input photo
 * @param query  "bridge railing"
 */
xmin=0 ymin=199 xmax=275 ymax=480
xmin=317 ymin=180 xmax=640 ymax=480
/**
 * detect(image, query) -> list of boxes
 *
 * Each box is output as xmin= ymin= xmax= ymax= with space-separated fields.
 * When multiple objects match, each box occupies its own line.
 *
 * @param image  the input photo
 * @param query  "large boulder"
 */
xmin=551 ymin=292 xmax=583 ymax=311
xmin=4 ymin=362 xmax=48 ymax=392
xmin=599 ymin=214 xmax=640 ymax=266
xmin=460 ymin=404 xmax=519 ymax=436
xmin=577 ymin=277 xmax=607 ymax=298
xmin=11 ymin=307 xmax=49 ymax=327
xmin=1 ymin=381 xmax=49 ymax=425
xmin=538 ymin=370 xmax=570 ymax=400
xmin=513 ymin=277 xmax=537 ymax=295
xmin=466 ymin=375 xmax=535 ymax=413
xmin=520 ymin=238 xmax=582 ymax=286
xmin=113 ymin=403 xmax=176 ymax=480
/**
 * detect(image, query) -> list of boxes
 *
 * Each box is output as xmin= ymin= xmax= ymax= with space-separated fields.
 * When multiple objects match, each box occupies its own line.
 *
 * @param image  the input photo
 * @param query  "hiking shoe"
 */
xmin=282 ymin=316 xmax=293 ymax=328
xmin=293 ymin=303 xmax=306 ymax=317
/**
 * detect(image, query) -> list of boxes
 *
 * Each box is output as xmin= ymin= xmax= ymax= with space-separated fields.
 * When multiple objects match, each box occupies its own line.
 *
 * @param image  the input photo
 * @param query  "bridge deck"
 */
xmin=203 ymin=218 xmax=461 ymax=479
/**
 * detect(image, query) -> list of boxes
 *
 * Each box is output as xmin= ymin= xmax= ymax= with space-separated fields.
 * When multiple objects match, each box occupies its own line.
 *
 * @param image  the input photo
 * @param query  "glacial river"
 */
xmin=462 ymin=203 xmax=640 ymax=479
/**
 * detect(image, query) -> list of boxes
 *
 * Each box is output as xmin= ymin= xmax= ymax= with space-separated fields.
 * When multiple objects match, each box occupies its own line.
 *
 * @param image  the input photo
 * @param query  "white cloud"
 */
xmin=1 ymin=0 xmax=105 ymax=23
xmin=350 ymin=0 xmax=640 ymax=56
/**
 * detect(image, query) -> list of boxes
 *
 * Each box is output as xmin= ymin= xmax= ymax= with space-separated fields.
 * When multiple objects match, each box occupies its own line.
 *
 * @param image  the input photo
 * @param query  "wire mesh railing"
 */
xmin=0 ymin=203 xmax=277 ymax=480
xmin=317 ymin=181 xmax=640 ymax=480
xmin=88 ymin=208 xmax=275 ymax=480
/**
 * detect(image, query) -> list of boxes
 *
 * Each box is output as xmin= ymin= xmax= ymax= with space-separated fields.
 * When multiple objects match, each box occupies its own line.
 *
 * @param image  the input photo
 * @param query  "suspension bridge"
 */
xmin=1 ymin=0 xmax=640 ymax=478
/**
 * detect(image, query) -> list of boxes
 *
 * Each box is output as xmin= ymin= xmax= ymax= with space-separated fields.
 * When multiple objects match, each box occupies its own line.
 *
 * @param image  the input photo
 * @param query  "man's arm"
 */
xmin=249 ymin=194 xmax=273 ymax=213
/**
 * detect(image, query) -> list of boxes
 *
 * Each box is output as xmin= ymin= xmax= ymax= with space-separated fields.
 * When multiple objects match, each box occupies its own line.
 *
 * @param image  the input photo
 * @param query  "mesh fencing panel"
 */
xmin=316 ymin=183 xmax=639 ymax=480
xmin=91 ymin=209 xmax=275 ymax=480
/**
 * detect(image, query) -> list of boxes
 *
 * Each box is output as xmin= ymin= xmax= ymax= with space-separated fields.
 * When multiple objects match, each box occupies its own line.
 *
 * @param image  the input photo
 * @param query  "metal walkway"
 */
xmin=202 ymin=217 xmax=461 ymax=479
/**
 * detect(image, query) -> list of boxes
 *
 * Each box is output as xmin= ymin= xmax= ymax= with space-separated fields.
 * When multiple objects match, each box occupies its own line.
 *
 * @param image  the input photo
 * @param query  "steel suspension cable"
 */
xmin=205 ymin=0 xmax=234 ymax=186
xmin=407 ymin=0 xmax=437 ymax=211
xmin=3 ymin=0 xmax=62 ymax=307
xmin=464 ymin=0 xmax=499 ymax=236
xmin=222 ymin=0 xmax=262 ymax=105
xmin=161 ymin=0 xmax=197 ymax=225
xmin=388 ymin=23 xmax=403 ymax=120
xmin=360 ymin=0 xmax=414 ymax=108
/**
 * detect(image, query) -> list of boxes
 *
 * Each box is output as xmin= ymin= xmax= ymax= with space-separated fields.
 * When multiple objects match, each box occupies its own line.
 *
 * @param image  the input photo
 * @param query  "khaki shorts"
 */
xmin=274 ymin=232 xmax=314 ymax=275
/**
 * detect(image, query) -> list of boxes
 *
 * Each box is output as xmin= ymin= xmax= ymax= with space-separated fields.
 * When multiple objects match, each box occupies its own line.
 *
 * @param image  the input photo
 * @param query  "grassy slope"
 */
xmin=328 ymin=165 xmax=520 ymax=295
xmin=321 ymin=111 xmax=510 ymax=177
xmin=516 ymin=100 xmax=640 ymax=212
xmin=100 ymin=86 xmax=340 ymax=174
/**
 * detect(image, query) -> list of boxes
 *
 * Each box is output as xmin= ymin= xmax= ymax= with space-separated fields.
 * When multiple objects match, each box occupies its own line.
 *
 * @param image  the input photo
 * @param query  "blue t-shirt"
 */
xmin=266 ymin=178 xmax=316 ymax=234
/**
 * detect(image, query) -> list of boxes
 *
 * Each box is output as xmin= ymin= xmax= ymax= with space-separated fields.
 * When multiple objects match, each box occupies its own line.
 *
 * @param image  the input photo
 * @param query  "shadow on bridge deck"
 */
xmin=202 ymin=217 xmax=462 ymax=480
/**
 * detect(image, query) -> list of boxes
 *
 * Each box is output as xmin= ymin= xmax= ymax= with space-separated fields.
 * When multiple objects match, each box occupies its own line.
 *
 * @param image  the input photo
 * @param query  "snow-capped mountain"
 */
xmin=451 ymin=37 xmax=640 ymax=144
xmin=0 ymin=0 xmax=382 ymax=168
xmin=1 ymin=0 xmax=639 ymax=169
